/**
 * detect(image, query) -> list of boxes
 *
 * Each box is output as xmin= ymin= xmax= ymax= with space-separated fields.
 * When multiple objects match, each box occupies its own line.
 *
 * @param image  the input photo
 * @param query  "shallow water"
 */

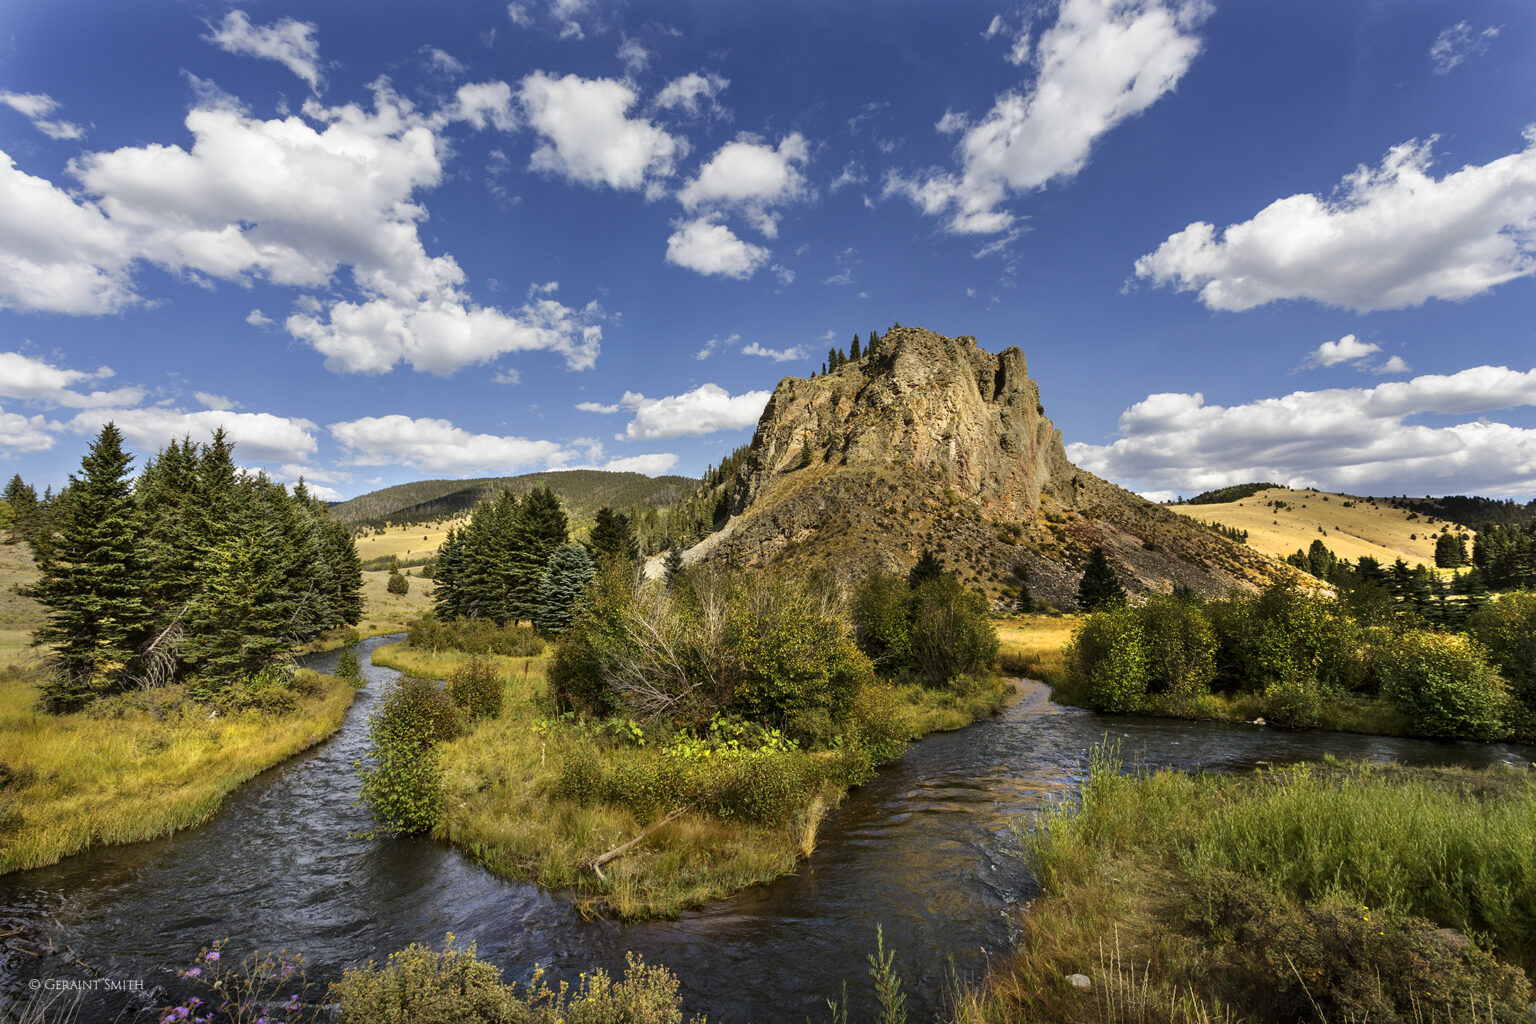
xmin=2 ymin=635 xmax=1531 ymax=1023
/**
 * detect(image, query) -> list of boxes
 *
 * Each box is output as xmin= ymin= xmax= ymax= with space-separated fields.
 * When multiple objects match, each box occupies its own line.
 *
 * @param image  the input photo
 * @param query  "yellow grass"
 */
xmin=352 ymin=519 xmax=463 ymax=566
xmin=0 ymin=541 xmax=42 ymax=669
xmin=0 ymin=669 xmax=356 ymax=874
xmin=995 ymin=613 xmax=1079 ymax=686
xmin=1169 ymin=486 xmax=1459 ymax=568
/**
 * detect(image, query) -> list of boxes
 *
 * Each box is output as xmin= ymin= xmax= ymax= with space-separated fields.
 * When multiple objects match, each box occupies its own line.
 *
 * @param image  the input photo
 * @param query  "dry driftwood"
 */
xmin=584 ymin=807 xmax=690 ymax=882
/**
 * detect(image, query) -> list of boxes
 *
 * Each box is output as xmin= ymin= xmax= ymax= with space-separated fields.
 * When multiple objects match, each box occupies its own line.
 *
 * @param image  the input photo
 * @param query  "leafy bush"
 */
xmin=356 ymin=676 xmax=460 ymax=837
xmin=1209 ymin=587 xmax=1366 ymax=694
xmin=337 ymin=650 xmax=365 ymax=687
xmin=1468 ymin=594 xmax=1536 ymax=731
xmin=1377 ymin=630 xmax=1509 ymax=740
xmin=549 ymin=564 xmax=874 ymax=731
xmin=447 ymin=658 xmax=504 ymax=722
xmin=1064 ymin=608 xmax=1148 ymax=712
xmin=407 ymin=612 xmax=544 ymax=657
xmin=851 ymin=571 xmax=999 ymax=686
xmin=209 ymin=665 xmax=327 ymax=717
xmin=333 ymin=940 xmax=693 ymax=1024
xmin=386 ymin=567 xmax=409 ymax=595
xmin=1138 ymin=595 xmax=1217 ymax=700
xmin=1261 ymin=669 xmax=1324 ymax=728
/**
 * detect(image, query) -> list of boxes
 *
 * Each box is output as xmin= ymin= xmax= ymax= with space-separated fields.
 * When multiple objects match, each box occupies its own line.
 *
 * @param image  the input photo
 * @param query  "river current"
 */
xmin=3 ymin=634 xmax=1532 ymax=1023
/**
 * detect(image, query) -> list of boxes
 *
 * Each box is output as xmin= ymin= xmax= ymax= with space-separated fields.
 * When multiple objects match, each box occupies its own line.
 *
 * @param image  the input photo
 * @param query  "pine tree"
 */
xmin=868 ymin=329 xmax=879 ymax=354
xmin=534 ymin=543 xmax=595 ymax=634
xmin=3 ymin=474 xmax=41 ymax=547
xmin=850 ymin=334 xmax=861 ymax=360
xmin=387 ymin=566 xmax=409 ymax=594
xmin=26 ymin=423 xmax=154 ymax=706
xmin=908 ymin=548 xmax=945 ymax=588
xmin=1076 ymin=547 xmax=1126 ymax=611
xmin=587 ymin=506 xmax=639 ymax=564
xmin=798 ymin=436 xmax=815 ymax=469
xmin=663 ymin=545 xmax=685 ymax=589
xmin=508 ymin=485 xmax=569 ymax=623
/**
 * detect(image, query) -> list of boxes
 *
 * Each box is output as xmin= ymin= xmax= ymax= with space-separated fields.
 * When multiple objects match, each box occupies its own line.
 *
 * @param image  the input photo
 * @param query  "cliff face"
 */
xmin=687 ymin=326 xmax=1301 ymax=607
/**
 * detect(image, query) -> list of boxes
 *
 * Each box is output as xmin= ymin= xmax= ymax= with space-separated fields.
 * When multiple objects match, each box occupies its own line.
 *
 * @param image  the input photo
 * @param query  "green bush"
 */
xmin=337 ymin=650 xmax=365 ymax=687
xmin=356 ymin=676 xmax=459 ymax=837
xmin=1065 ymin=608 xmax=1148 ymax=712
xmin=1139 ymin=595 xmax=1217 ymax=700
xmin=851 ymin=571 xmax=999 ymax=687
xmin=1468 ymin=594 xmax=1536 ymax=731
xmin=1261 ymin=668 xmax=1324 ymax=728
xmin=211 ymin=665 xmax=312 ymax=716
xmin=407 ymin=612 xmax=544 ymax=657
xmin=447 ymin=658 xmax=504 ymax=722
xmin=1209 ymin=587 xmax=1367 ymax=695
xmin=1377 ymin=630 xmax=1509 ymax=740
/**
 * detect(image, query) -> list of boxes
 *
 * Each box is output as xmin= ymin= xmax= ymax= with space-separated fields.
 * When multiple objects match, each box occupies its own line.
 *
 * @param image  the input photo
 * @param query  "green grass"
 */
xmin=0 ymin=667 xmax=357 ymax=874
xmin=954 ymin=751 xmax=1536 ymax=1024
xmin=370 ymin=640 xmax=1006 ymax=918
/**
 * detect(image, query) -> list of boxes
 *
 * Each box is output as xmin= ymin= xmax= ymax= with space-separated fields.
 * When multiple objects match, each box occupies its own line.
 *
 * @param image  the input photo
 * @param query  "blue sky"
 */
xmin=1 ymin=0 xmax=1533 ymax=502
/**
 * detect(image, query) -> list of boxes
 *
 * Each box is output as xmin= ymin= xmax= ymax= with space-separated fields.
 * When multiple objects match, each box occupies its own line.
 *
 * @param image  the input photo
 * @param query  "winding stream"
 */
xmin=3 ymin=635 xmax=1532 ymax=1023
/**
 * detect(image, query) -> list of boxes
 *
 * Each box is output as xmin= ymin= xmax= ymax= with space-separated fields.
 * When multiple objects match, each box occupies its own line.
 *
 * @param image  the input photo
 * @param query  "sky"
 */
xmin=0 ymin=0 xmax=1533 ymax=504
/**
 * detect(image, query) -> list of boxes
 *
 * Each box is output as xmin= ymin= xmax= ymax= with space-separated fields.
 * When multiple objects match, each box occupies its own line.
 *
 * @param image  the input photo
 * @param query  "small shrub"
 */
xmin=212 ymin=665 xmax=304 ymax=717
xmin=407 ymin=612 xmax=545 ymax=657
xmin=1261 ymin=669 xmax=1324 ymax=728
xmin=386 ymin=567 xmax=409 ymax=595
xmin=1377 ymin=630 xmax=1509 ymax=740
xmin=337 ymin=650 xmax=365 ymax=687
xmin=1065 ymin=608 xmax=1147 ymax=712
xmin=447 ymin=658 xmax=503 ymax=722
xmin=356 ymin=676 xmax=459 ymax=837
xmin=332 ymin=936 xmax=516 ymax=1024
xmin=1139 ymin=596 xmax=1217 ymax=700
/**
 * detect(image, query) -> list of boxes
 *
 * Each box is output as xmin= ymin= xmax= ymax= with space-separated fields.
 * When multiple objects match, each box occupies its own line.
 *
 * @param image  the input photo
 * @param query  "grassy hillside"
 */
xmin=330 ymin=470 xmax=694 ymax=529
xmin=1171 ymin=485 xmax=1464 ymax=567
xmin=0 ymin=541 xmax=41 ymax=669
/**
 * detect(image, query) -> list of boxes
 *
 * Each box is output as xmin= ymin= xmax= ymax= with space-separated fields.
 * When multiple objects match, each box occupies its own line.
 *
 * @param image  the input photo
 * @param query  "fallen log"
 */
xmin=584 ymin=806 xmax=690 ymax=882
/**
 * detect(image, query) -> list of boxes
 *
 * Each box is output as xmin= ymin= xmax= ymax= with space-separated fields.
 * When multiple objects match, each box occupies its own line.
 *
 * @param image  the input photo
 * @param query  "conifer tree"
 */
xmin=908 ymin=548 xmax=945 ymax=588
xmin=868 ymin=329 xmax=879 ymax=353
xmin=663 ymin=546 xmax=685 ymax=589
xmin=534 ymin=543 xmax=595 ymax=634
xmin=850 ymin=334 xmax=861 ymax=360
xmin=1076 ymin=547 xmax=1126 ymax=611
xmin=387 ymin=565 xmax=409 ymax=594
xmin=587 ymin=506 xmax=639 ymax=565
xmin=26 ymin=423 xmax=154 ymax=706
xmin=3 ymin=474 xmax=41 ymax=547
xmin=508 ymin=485 xmax=569 ymax=622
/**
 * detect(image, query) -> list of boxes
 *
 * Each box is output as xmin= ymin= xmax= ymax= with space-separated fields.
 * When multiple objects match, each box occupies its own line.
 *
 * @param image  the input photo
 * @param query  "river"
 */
xmin=3 ymin=634 xmax=1532 ymax=1023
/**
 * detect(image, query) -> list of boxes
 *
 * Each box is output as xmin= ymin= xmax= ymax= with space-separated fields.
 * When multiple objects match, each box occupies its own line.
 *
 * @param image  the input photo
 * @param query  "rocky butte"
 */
xmin=679 ymin=326 xmax=1303 ymax=607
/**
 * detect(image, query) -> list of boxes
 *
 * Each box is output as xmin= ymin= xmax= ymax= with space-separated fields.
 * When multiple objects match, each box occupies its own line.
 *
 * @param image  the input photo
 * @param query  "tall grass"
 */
xmin=994 ymin=614 xmax=1076 ymax=686
xmin=971 ymin=750 xmax=1536 ymax=1023
xmin=0 ymin=667 xmax=355 ymax=874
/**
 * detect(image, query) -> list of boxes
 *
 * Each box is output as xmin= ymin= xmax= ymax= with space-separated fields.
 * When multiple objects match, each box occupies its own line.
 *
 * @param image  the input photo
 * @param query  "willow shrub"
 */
xmin=1064 ymin=607 xmax=1147 ymax=712
xmin=407 ymin=612 xmax=544 ymax=658
xmin=1468 ymin=594 xmax=1536 ymax=735
xmin=549 ymin=563 xmax=874 ymax=735
xmin=356 ymin=676 xmax=461 ymax=837
xmin=1208 ymin=587 xmax=1367 ymax=694
xmin=446 ymin=658 xmax=503 ymax=722
xmin=1376 ymin=630 xmax=1509 ymax=740
xmin=851 ymin=572 xmax=999 ymax=687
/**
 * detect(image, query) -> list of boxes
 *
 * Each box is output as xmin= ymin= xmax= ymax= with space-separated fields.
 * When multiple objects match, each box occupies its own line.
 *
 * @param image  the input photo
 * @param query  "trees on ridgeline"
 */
xmin=21 ymin=424 xmax=362 ymax=711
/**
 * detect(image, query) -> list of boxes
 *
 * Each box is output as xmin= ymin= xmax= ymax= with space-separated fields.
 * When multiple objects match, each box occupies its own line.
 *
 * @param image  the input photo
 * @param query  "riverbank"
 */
xmin=370 ymin=640 xmax=1007 ymax=918
xmin=953 ymin=751 xmax=1536 ymax=1024
xmin=0 ymin=666 xmax=356 ymax=875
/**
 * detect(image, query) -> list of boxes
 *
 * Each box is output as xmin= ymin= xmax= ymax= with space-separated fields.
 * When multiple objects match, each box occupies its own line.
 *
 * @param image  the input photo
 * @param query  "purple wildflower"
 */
xmin=187 ymin=968 xmax=201 ymax=978
xmin=205 ymin=950 xmax=220 ymax=962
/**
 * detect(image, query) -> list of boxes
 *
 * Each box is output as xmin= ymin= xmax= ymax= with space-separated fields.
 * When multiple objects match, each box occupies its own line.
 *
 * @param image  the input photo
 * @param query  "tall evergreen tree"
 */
xmin=663 ymin=545 xmax=685 ymax=589
xmin=867 ymin=329 xmax=879 ymax=353
xmin=3 ymin=474 xmax=41 ymax=547
xmin=587 ymin=505 xmax=639 ymax=564
xmin=850 ymin=334 xmax=861 ymax=360
xmin=25 ymin=423 xmax=154 ymax=706
xmin=508 ymin=485 xmax=569 ymax=622
xmin=908 ymin=548 xmax=945 ymax=589
xmin=1076 ymin=547 xmax=1127 ymax=611
xmin=534 ymin=543 xmax=595 ymax=634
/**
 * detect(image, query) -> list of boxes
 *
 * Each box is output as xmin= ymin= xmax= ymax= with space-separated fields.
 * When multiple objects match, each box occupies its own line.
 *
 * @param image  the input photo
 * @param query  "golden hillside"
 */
xmin=1170 ymin=486 xmax=1470 ymax=568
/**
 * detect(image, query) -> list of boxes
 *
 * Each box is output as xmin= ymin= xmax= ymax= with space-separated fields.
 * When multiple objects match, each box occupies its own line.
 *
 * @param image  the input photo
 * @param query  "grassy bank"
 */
xmin=996 ymin=613 xmax=1077 ymax=686
xmin=0 ymin=667 xmax=357 ymax=874
xmin=955 ymin=751 xmax=1536 ymax=1024
xmin=369 ymin=641 xmax=1005 ymax=918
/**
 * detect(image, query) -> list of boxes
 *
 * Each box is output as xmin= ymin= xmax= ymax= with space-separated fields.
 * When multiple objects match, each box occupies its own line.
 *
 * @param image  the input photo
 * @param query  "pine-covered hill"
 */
xmin=330 ymin=470 xmax=694 ymax=530
xmin=1384 ymin=494 xmax=1536 ymax=532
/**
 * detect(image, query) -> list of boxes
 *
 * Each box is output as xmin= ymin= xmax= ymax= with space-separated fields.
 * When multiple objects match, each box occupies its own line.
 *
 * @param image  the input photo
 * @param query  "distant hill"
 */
xmin=657 ymin=326 xmax=1307 ymax=608
xmin=331 ymin=470 xmax=694 ymax=529
xmin=1185 ymin=482 xmax=1281 ymax=505
xmin=1169 ymin=486 xmax=1468 ymax=568
xmin=1383 ymin=494 xmax=1536 ymax=532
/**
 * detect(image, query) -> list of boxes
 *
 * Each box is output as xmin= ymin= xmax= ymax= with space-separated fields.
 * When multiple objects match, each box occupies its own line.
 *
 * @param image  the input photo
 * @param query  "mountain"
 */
xmin=330 ymin=470 xmax=695 ymax=529
xmin=669 ymin=326 xmax=1305 ymax=607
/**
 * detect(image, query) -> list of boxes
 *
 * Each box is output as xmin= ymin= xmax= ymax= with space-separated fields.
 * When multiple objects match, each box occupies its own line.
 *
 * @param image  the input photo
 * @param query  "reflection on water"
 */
xmin=2 ymin=637 xmax=1531 ymax=1023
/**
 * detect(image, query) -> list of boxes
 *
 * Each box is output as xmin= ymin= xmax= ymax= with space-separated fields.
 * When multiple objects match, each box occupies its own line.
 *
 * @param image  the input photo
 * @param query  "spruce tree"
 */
xmin=850 ymin=334 xmax=861 ymax=360
xmin=387 ymin=566 xmax=409 ymax=594
xmin=868 ymin=329 xmax=879 ymax=354
xmin=587 ymin=506 xmax=639 ymax=564
xmin=534 ymin=543 xmax=595 ymax=634
xmin=663 ymin=545 xmax=685 ymax=589
xmin=26 ymin=423 xmax=154 ymax=706
xmin=508 ymin=485 xmax=569 ymax=623
xmin=908 ymin=548 xmax=945 ymax=588
xmin=3 ymin=474 xmax=41 ymax=547
xmin=1077 ymin=547 xmax=1127 ymax=611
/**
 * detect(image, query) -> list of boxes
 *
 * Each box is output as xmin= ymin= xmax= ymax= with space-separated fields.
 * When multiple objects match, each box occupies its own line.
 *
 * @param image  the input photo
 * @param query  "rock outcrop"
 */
xmin=685 ymin=326 xmax=1304 ymax=607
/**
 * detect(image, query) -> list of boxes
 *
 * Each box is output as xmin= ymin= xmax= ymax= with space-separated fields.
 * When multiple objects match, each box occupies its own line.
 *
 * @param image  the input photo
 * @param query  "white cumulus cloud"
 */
xmin=329 ymin=414 xmax=570 ymax=475
xmin=1067 ymin=364 xmax=1536 ymax=499
xmin=205 ymin=10 xmax=324 ymax=92
xmin=665 ymin=216 xmax=770 ymax=279
xmin=609 ymin=384 xmax=772 ymax=440
xmin=1134 ymin=130 xmax=1536 ymax=312
xmin=887 ymin=0 xmax=1210 ymax=234
xmin=68 ymin=407 xmax=320 ymax=464
xmin=654 ymin=72 xmax=730 ymax=120
xmin=0 ymin=351 xmax=143 ymax=408
xmin=0 ymin=406 xmax=58 ymax=452
xmin=741 ymin=342 xmax=806 ymax=362
xmin=520 ymin=72 xmax=679 ymax=191
xmin=679 ymin=133 xmax=811 ymax=238
xmin=0 ymin=91 xmax=85 ymax=140
xmin=1305 ymin=334 xmax=1380 ymax=368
